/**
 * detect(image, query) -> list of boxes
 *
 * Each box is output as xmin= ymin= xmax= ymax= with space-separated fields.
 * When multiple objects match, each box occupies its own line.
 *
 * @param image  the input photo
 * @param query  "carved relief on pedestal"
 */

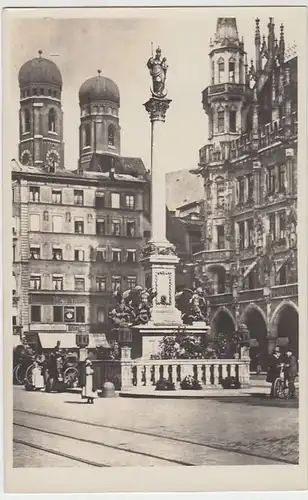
xmin=154 ymin=270 xmax=172 ymax=306
xmin=141 ymin=242 xmax=177 ymax=258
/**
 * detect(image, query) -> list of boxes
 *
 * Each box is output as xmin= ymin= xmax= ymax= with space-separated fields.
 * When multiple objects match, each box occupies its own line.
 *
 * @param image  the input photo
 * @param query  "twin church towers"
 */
xmin=18 ymin=50 xmax=121 ymax=171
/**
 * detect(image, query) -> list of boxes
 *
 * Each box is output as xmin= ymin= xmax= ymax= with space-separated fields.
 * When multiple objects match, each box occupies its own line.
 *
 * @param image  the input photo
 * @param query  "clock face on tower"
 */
xmin=21 ymin=149 xmax=32 ymax=166
xmin=46 ymin=149 xmax=60 ymax=169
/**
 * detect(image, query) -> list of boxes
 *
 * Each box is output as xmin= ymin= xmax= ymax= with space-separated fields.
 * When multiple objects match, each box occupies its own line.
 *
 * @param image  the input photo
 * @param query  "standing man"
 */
xmin=283 ymin=349 xmax=298 ymax=399
xmin=266 ymin=346 xmax=282 ymax=397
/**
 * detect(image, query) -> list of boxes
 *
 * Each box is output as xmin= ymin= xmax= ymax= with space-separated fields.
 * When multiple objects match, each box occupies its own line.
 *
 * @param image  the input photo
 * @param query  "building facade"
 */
xmin=193 ymin=17 xmax=298 ymax=369
xmin=12 ymin=52 xmax=150 ymax=346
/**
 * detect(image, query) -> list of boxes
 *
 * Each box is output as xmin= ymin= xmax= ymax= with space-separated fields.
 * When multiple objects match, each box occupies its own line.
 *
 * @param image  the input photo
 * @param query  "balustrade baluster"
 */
xmin=213 ymin=364 xmax=219 ymax=387
xmin=204 ymin=365 xmax=211 ymax=386
xmin=196 ymin=364 xmax=203 ymax=384
xmin=222 ymin=363 xmax=228 ymax=380
xmin=145 ymin=365 xmax=152 ymax=387
xmin=162 ymin=364 xmax=168 ymax=380
xmin=136 ymin=365 xmax=143 ymax=387
xmin=154 ymin=364 xmax=160 ymax=384
xmin=171 ymin=364 xmax=177 ymax=386
xmin=230 ymin=363 xmax=236 ymax=378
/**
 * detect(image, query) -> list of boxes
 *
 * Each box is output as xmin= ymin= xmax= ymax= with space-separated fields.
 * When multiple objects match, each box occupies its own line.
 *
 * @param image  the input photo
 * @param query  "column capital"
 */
xmin=143 ymin=96 xmax=172 ymax=123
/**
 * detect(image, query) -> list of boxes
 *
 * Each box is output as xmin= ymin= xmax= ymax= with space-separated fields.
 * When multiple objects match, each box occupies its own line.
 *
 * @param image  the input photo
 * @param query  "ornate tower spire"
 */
xmin=255 ymin=18 xmax=261 ymax=73
xmin=279 ymin=24 xmax=285 ymax=64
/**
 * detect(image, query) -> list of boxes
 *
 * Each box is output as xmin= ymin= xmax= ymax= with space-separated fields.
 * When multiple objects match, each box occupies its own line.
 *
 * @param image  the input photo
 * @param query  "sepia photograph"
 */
xmin=2 ymin=4 xmax=307 ymax=495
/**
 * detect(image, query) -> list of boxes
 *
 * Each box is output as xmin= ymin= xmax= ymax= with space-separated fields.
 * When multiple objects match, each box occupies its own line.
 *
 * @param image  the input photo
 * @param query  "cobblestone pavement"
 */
xmin=13 ymin=386 xmax=299 ymax=467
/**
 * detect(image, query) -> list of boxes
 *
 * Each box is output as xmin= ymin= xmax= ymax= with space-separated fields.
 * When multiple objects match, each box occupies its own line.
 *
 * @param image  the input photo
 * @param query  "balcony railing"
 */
xmin=208 ymin=293 xmax=233 ymax=305
xmin=193 ymin=249 xmax=234 ymax=262
xmin=239 ymin=288 xmax=264 ymax=302
xmin=271 ymin=283 xmax=298 ymax=298
xmin=199 ymin=112 xmax=297 ymax=165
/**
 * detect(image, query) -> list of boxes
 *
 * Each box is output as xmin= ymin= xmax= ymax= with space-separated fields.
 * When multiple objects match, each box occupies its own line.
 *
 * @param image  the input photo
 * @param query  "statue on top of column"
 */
xmin=147 ymin=46 xmax=168 ymax=98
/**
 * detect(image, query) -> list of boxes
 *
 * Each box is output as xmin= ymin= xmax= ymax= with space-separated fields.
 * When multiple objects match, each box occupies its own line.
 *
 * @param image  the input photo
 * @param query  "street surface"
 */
xmin=13 ymin=386 xmax=298 ymax=467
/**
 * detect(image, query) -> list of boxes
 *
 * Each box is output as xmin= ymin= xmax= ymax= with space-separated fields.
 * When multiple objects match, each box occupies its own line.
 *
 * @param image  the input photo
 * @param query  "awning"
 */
xmin=37 ymin=333 xmax=110 ymax=350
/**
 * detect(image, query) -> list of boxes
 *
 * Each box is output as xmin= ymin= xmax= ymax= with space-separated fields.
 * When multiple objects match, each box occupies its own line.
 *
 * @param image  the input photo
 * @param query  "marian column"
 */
xmin=142 ymin=46 xmax=181 ymax=325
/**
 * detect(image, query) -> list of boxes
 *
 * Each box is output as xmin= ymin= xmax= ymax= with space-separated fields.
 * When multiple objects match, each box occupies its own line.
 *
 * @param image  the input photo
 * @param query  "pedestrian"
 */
xmin=80 ymin=358 xmax=98 ymax=404
xmin=256 ymin=351 xmax=262 ymax=375
xmin=266 ymin=346 xmax=282 ymax=398
xmin=32 ymin=356 xmax=45 ymax=390
xmin=283 ymin=349 xmax=298 ymax=399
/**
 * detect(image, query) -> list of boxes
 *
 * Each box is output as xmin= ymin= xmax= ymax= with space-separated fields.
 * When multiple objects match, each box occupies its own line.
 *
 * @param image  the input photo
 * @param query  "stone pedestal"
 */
xmin=131 ymin=323 xmax=210 ymax=360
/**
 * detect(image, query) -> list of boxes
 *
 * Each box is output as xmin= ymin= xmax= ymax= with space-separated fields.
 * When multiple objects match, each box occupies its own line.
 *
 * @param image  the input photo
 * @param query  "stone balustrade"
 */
xmin=123 ymin=358 xmax=250 ymax=390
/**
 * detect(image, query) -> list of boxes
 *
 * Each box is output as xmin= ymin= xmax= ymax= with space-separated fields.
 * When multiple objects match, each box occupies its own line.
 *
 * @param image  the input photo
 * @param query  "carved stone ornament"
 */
xmin=144 ymin=97 xmax=172 ymax=123
xmin=141 ymin=242 xmax=177 ymax=258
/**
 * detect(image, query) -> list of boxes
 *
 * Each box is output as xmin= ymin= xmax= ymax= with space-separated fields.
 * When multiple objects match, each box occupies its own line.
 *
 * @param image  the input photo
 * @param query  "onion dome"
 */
xmin=79 ymin=70 xmax=120 ymax=105
xmin=18 ymin=50 xmax=62 ymax=88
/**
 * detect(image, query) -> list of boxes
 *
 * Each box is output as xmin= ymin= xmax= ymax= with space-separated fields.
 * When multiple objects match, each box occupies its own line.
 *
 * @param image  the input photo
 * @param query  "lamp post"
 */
xmin=76 ymin=332 xmax=89 ymax=362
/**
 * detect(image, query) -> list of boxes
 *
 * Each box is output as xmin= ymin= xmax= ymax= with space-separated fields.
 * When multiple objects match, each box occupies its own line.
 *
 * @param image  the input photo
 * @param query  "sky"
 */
xmin=6 ymin=7 xmax=300 ymax=173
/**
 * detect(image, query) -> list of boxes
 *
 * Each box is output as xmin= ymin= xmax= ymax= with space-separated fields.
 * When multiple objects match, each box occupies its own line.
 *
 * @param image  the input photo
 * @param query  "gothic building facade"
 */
xmin=193 ymin=17 xmax=298 ymax=369
xmin=12 ymin=52 xmax=150 ymax=348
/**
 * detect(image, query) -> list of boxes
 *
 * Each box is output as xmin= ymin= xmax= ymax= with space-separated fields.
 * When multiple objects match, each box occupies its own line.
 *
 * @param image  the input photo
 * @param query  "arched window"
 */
xmin=23 ymin=108 xmax=31 ymax=133
xmin=211 ymin=60 xmax=215 ymax=84
xmin=48 ymin=108 xmax=56 ymax=133
xmin=228 ymin=58 xmax=236 ymax=83
xmin=217 ymin=107 xmax=225 ymax=133
xmin=216 ymin=177 xmax=225 ymax=208
xmin=217 ymin=58 xmax=225 ymax=83
xmin=108 ymin=125 xmax=115 ymax=147
xmin=84 ymin=124 xmax=91 ymax=147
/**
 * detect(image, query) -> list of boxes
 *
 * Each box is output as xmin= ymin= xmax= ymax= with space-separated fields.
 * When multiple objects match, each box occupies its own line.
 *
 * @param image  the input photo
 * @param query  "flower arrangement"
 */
xmin=221 ymin=376 xmax=241 ymax=389
xmin=155 ymin=377 xmax=175 ymax=391
xmin=180 ymin=375 xmax=202 ymax=390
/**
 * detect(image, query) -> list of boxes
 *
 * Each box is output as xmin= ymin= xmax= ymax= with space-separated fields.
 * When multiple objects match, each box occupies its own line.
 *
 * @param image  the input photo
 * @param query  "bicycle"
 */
xmin=272 ymin=364 xmax=296 ymax=399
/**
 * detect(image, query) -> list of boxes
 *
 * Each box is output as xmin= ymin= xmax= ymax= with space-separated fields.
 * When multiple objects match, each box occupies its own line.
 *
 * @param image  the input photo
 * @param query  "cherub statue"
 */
xmin=147 ymin=46 xmax=168 ymax=98
xmin=175 ymin=287 xmax=207 ymax=325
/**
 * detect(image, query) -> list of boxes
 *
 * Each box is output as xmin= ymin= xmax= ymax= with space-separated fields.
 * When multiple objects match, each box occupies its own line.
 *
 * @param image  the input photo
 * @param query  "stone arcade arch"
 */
xmin=211 ymin=307 xmax=236 ymax=339
xmin=240 ymin=303 xmax=268 ymax=371
xmin=270 ymin=301 xmax=299 ymax=361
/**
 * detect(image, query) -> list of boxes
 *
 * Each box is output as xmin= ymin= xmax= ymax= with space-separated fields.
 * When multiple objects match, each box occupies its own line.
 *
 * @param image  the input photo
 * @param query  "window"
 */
xmin=53 ymin=306 xmax=63 ymax=322
xmin=108 ymin=125 xmax=115 ymax=146
xmin=248 ymin=219 xmax=254 ymax=247
xmin=40 ymin=88 xmax=44 ymax=95
xmin=12 ymin=315 xmax=17 ymax=326
xmin=33 ymin=88 xmax=38 ymax=96
xmin=74 ymin=190 xmax=84 ymax=205
xmin=43 ymin=211 xmax=49 ymax=222
xmin=111 ymin=277 xmax=121 ymax=292
xmin=74 ymin=249 xmax=85 ymax=261
xmin=238 ymin=221 xmax=245 ymax=249
xmin=48 ymin=108 xmax=56 ymax=132
xmin=126 ymin=221 xmax=136 ymax=237
xmin=13 ymin=245 xmax=16 ymax=262
xmin=218 ymin=60 xmax=225 ymax=83
xmin=229 ymin=110 xmax=236 ymax=132
xmin=111 ymin=220 xmax=121 ymax=236
xmin=112 ymin=249 xmax=121 ymax=262
xmin=278 ymin=165 xmax=286 ymax=192
xmin=211 ymin=60 xmax=215 ymax=84
xmin=217 ymin=225 xmax=225 ymax=249
xmin=279 ymin=212 xmax=286 ymax=240
xmin=30 ymin=246 xmax=40 ymax=259
xmin=229 ymin=61 xmax=235 ymax=82
xmin=127 ymin=249 xmax=136 ymax=263
xmin=96 ymin=249 xmax=106 ymax=262
xmin=238 ymin=177 xmax=245 ymax=203
xmin=95 ymin=193 xmax=105 ymax=208
xmin=111 ymin=193 xmax=120 ymax=209
xmin=269 ymin=213 xmax=276 ymax=241
xmin=125 ymin=195 xmax=135 ymax=210
xmin=29 ymin=214 xmax=40 ymax=231
xmin=52 ymin=215 xmax=63 ymax=232
xmin=127 ymin=277 xmax=137 ymax=289
xmin=76 ymin=306 xmax=85 ymax=323
xmin=29 ymin=186 xmax=40 ymax=202
xmin=216 ymin=178 xmax=224 ymax=208
xmin=31 ymin=305 xmax=41 ymax=322
xmin=268 ymin=167 xmax=276 ymax=194
xmin=217 ymin=110 xmax=224 ymax=133
xmin=74 ymin=220 xmax=84 ymax=234
xmin=23 ymin=109 xmax=31 ymax=133
xmin=96 ymin=277 xmax=106 ymax=292
xmin=84 ymin=124 xmax=91 ymax=147
xmin=279 ymin=265 xmax=287 ymax=285
xmin=248 ymin=269 xmax=256 ymax=290
xmin=29 ymin=275 xmax=41 ymax=290
xmin=74 ymin=277 xmax=85 ymax=291
xmin=96 ymin=220 xmax=105 ymax=236
xmin=248 ymin=174 xmax=254 ymax=200
xmin=52 ymin=248 xmax=63 ymax=260
xmin=52 ymin=190 xmax=62 ymax=203
xmin=52 ymin=276 xmax=63 ymax=291
xmin=97 ymin=307 xmax=105 ymax=324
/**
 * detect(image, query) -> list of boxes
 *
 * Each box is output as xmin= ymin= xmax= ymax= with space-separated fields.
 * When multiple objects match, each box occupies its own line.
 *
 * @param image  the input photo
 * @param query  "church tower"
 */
xmin=18 ymin=50 xmax=64 ymax=170
xmin=78 ymin=70 xmax=121 ymax=171
xmin=203 ymin=18 xmax=249 ymax=144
